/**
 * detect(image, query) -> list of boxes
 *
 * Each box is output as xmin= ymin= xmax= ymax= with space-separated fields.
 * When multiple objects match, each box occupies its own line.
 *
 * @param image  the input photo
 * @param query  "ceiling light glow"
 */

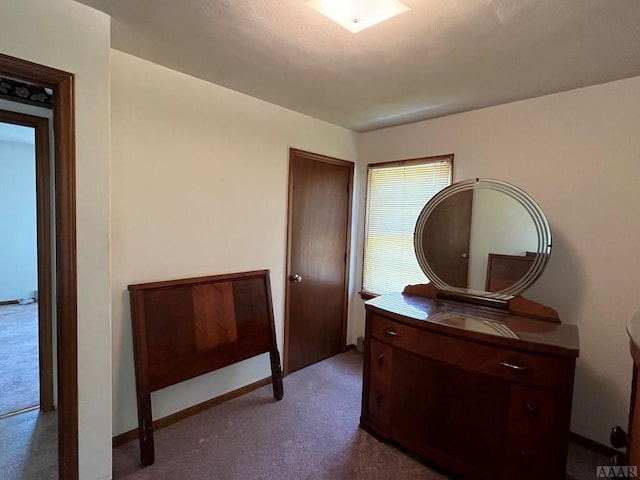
xmin=305 ymin=0 xmax=410 ymax=33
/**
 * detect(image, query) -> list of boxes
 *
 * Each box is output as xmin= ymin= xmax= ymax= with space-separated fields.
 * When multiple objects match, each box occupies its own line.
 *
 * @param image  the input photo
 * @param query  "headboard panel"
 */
xmin=128 ymin=269 xmax=283 ymax=466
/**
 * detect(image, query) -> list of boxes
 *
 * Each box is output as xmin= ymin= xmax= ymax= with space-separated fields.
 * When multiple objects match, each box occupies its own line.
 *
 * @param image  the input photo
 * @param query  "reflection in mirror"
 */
xmin=415 ymin=179 xmax=551 ymax=300
xmin=467 ymin=188 xmax=538 ymax=290
xmin=427 ymin=312 xmax=520 ymax=339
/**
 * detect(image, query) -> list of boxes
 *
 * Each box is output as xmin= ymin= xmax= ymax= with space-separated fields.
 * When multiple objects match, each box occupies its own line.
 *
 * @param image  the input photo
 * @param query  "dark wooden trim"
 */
xmin=289 ymin=147 xmax=353 ymax=168
xmin=0 ymin=299 xmax=20 ymax=306
xmin=0 ymin=54 xmax=70 ymax=88
xmin=284 ymin=152 xmax=295 ymax=375
xmin=0 ymin=109 xmax=54 ymax=413
xmin=366 ymin=153 xmax=454 ymax=170
xmin=112 ymin=377 xmax=272 ymax=448
xmin=343 ymin=158 xmax=355 ymax=354
xmin=570 ymin=431 xmax=621 ymax=458
xmin=34 ymin=113 xmax=54 ymax=413
xmin=0 ymin=52 xmax=78 ymax=480
xmin=55 ymin=72 xmax=78 ymax=480
xmin=284 ymin=148 xmax=354 ymax=375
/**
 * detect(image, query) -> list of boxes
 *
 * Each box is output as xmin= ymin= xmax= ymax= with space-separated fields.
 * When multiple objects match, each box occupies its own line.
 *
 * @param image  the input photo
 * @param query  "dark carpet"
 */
xmin=0 ymin=303 xmax=39 ymax=417
xmin=113 ymin=351 xmax=610 ymax=480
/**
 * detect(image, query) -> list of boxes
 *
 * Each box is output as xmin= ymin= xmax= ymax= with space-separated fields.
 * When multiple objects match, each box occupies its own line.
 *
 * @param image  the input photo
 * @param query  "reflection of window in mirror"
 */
xmin=361 ymin=154 xmax=453 ymax=297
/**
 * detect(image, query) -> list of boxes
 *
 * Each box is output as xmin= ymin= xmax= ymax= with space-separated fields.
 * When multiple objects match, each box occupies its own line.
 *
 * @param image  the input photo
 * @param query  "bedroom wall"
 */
xmin=110 ymin=50 xmax=358 ymax=436
xmin=0 ymin=0 xmax=111 ymax=477
xmin=0 ymin=138 xmax=37 ymax=302
xmin=353 ymin=75 xmax=640 ymax=445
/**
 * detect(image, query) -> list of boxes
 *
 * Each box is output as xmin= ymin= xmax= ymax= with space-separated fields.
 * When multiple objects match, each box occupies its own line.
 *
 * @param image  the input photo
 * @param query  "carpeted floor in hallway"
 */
xmin=0 ymin=303 xmax=39 ymax=417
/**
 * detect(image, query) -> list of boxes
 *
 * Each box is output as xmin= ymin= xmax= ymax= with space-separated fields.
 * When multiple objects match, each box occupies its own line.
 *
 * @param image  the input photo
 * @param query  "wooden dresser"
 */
xmin=361 ymin=292 xmax=579 ymax=480
xmin=627 ymin=311 xmax=640 ymax=466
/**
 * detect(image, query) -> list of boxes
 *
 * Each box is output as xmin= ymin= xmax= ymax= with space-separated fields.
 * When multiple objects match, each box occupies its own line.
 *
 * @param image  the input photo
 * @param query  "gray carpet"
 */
xmin=113 ymin=351 xmax=611 ymax=480
xmin=0 ymin=303 xmax=39 ymax=417
xmin=0 ymin=408 xmax=58 ymax=480
xmin=113 ymin=351 xmax=448 ymax=480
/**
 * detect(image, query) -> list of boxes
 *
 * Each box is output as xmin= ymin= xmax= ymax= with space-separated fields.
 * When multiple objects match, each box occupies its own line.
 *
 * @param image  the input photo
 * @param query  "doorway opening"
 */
xmin=0 ymin=100 xmax=57 ymax=479
xmin=0 ymin=53 xmax=78 ymax=480
xmin=0 ymin=113 xmax=54 ymax=420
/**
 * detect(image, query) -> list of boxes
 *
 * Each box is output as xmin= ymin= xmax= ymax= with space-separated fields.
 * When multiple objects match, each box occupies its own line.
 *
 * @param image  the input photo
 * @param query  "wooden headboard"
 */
xmin=128 ymin=269 xmax=283 ymax=466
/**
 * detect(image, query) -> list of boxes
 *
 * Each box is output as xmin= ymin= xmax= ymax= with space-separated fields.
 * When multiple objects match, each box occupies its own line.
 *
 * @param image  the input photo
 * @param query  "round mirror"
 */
xmin=414 ymin=178 xmax=551 ymax=300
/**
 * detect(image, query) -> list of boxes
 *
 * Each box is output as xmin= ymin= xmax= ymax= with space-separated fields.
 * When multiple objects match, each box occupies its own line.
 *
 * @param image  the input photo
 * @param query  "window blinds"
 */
xmin=362 ymin=160 xmax=452 ymax=295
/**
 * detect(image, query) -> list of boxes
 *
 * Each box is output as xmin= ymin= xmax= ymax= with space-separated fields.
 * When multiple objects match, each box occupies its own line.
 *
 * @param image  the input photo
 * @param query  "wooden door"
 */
xmin=285 ymin=149 xmax=353 ymax=374
xmin=421 ymin=190 xmax=473 ymax=288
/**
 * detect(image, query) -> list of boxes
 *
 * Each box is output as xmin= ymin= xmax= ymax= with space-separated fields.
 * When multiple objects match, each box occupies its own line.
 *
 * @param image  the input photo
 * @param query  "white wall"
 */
xmin=0 ymin=0 xmax=112 ymax=477
xmin=467 ymin=188 xmax=538 ymax=290
xmin=0 ymin=138 xmax=37 ymax=301
xmin=110 ymin=50 xmax=358 ymax=436
xmin=355 ymin=75 xmax=640 ymax=445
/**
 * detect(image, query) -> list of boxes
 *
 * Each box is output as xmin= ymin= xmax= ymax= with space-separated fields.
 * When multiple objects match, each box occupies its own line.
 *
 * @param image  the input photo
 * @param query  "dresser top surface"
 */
xmin=366 ymin=292 xmax=579 ymax=357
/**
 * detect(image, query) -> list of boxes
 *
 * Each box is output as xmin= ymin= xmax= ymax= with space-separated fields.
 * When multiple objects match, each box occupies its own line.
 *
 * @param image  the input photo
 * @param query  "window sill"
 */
xmin=359 ymin=291 xmax=378 ymax=301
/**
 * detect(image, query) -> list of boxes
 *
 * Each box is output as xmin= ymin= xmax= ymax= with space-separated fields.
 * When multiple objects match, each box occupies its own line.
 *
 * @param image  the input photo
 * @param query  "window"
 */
xmin=362 ymin=154 xmax=453 ymax=296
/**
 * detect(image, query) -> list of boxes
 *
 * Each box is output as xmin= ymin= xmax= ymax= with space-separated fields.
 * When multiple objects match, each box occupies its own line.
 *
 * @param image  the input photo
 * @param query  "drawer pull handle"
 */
xmin=384 ymin=329 xmax=401 ymax=337
xmin=526 ymin=402 xmax=538 ymax=420
xmin=376 ymin=353 xmax=384 ymax=366
xmin=500 ymin=361 xmax=526 ymax=372
xmin=375 ymin=391 xmax=383 ymax=405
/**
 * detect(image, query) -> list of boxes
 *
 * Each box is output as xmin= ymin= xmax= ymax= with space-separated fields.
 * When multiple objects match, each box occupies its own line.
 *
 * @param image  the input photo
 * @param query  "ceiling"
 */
xmin=74 ymin=0 xmax=640 ymax=132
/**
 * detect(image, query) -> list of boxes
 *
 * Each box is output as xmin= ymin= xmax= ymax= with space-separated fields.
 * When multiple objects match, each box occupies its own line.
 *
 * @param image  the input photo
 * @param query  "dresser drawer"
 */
xmin=505 ymin=435 xmax=553 ymax=480
xmin=369 ymin=338 xmax=393 ymax=388
xmin=508 ymin=385 xmax=555 ymax=439
xmin=367 ymin=339 xmax=393 ymax=427
xmin=369 ymin=313 xmax=561 ymax=388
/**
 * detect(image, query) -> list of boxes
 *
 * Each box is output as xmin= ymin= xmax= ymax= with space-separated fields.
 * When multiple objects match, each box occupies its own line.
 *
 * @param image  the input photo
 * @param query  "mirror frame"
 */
xmin=414 ymin=178 xmax=552 ymax=301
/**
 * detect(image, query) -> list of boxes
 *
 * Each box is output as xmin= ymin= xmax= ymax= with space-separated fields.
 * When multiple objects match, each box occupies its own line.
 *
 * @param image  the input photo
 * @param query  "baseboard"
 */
xmin=112 ymin=377 xmax=272 ymax=448
xmin=570 ymin=431 xmax=622 ymax=458
xmin=0 ymin=299 xmax=19 ymax=306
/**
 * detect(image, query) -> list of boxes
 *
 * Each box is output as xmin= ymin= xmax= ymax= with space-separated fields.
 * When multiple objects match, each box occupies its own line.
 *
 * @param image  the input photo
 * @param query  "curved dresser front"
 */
xmin=360 ymin=293 xmax=579 ymax=480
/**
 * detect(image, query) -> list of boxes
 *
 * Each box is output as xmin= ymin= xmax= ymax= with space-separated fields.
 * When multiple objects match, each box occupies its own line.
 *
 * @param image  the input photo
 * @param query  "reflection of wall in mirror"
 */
xmin=467 ymin=189 xmax=538 ymax=290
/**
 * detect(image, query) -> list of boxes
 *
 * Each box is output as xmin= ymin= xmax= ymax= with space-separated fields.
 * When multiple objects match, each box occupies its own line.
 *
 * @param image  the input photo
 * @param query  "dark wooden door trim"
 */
xmin=0 ymin=53 xmax=78 ymax=480
xmin=284 ymin=148 xmax=354 ymax=375
xmin=0 ymin=109 xmax=54 ymax=412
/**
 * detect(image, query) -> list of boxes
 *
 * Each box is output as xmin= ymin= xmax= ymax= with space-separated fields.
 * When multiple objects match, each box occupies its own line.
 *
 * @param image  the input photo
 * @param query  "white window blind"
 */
xmin=362 ymin=158 xmax=452 ymax=295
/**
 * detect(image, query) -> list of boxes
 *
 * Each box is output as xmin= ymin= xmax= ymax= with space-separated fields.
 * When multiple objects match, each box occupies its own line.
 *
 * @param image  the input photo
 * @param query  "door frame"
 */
xmin=0 ymin=53 xmax=78 ymax=479
xmin=0 ymin=109 xmax=54 ymax=412
xmin=283 ymin=148 xmax=354 ymax=375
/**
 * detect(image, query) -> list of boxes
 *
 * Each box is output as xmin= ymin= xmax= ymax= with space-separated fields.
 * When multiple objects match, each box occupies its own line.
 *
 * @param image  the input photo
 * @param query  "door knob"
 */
xmin=290 ymin=274 xmax=302 ymax=283
xmin=461 ymin=253 xmax=468 ymax=258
